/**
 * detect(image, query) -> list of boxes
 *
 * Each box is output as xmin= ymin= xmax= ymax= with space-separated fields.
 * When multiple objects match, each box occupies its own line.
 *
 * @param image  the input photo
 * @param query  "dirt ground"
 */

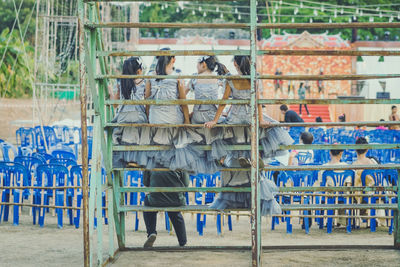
xmin=1 ymin=209 xmax=399 ymax=267
xmin=0 ymin=98 xmax=81 ymax=143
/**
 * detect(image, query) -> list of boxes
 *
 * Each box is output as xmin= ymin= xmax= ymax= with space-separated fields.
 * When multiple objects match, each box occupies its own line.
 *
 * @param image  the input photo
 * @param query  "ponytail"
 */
xmin=155 ymin=48 xmax=174 ymax=82
xmin=215 ymin=62 xmax=229 ymax=75
xmin=234 ymin=55 xmax=251 ymax=76
xmin=120 ymin=57 xmax=142 ymax=100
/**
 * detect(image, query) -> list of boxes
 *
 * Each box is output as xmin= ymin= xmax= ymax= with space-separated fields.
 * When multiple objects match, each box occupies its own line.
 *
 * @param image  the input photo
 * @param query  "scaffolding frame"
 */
xmin=78 ymin=1 xmax=400 ymax=266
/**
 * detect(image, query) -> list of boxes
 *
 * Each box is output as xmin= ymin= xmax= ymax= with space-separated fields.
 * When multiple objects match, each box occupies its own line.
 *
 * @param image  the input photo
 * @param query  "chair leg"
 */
xmin=370 ymin=197 xmax=376 ymax=232
xmin=327 ymin=197 xmax=334 ymax=234
xmin=55 ymin=192 xmax=63 ymax=229
xmin=74 ymin=194 xmax=82 ymax=229
xmin=13 ymin=190 xmax=20 ymax=226
xmin=286 ymin=211 xmax=292 ymax=234
xmin=216 ymin=214 xmax=221 ymax=235
xmin=228 ymin=214 xmax=232 ymax=231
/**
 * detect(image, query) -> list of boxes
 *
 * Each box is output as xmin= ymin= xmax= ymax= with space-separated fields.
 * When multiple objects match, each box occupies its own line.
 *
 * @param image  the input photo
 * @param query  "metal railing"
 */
xmin=77 ymin=1 xmax=400 ymax=266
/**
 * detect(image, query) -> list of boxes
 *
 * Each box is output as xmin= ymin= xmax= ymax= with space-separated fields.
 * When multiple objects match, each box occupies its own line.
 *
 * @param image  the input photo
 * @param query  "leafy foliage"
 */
xmin=0 ymin=28 xmax=34 ymax=98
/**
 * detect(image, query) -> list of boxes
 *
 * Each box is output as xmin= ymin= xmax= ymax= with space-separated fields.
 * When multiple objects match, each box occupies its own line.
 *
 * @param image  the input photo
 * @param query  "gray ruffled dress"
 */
xmin=189 ymin=78 xmax=226 ymax=174
xmin=112 ymin=82 xmax=151 ymax=168
xmin=211 ymin=80 xmax=294 ymax=163
xmin=145 ymin=77 xmax=203 ymax=171
xmin=209 ymin=157 xmax=282 ymax=215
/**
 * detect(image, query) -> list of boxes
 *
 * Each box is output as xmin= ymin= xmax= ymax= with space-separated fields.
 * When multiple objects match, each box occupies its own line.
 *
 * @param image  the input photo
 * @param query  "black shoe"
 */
xmin=238 ymin=157 xmax=251 ymax=168
xmin=144 ymin=233 xmax=157 ymax=248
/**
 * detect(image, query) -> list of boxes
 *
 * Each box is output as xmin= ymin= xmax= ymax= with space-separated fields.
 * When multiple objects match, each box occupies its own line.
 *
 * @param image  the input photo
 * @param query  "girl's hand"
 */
xmin=204 ymin=121 xmax=217 ymax=128
xmin=260 ymin=120 xmax=271 ymax=128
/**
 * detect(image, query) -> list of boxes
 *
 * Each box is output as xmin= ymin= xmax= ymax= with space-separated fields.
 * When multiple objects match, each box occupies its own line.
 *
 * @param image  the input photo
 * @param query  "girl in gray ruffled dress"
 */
xmin=187 ymin=56 xmax=227 ymax=173
xmin=112 ymin=57 xmax=151 ymax=168
xmin=204 ymin=55 xmax=294 ymax=166
xmin=144 ymin=53 xmax=203 ymax=170
xmin=205 ymin=55 xmax=293 ymax=211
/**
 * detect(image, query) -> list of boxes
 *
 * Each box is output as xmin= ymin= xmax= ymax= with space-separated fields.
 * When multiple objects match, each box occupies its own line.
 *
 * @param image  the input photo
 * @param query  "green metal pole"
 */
xmin=250 ymin=0 xmax=261 ymax=265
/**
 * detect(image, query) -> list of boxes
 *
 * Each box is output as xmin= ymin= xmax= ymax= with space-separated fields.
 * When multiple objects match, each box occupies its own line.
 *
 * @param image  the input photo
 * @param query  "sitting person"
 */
xmin=288 ymin=132 xmax=314 ymax=165
xmin=142 ymin=170 xmax=189 ymax=247
xmin=352 ymin=137 xmax=385 ymax=226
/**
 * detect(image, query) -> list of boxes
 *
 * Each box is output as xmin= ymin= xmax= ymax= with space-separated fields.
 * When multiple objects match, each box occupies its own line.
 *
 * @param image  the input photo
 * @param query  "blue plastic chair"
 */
xmin=278 ymin=171 xmax=314 ymax=234
xmin=34 ymin=164 xmax=72 ymax=228
xmin=34 ymin=126 xmax=59 ymax=153
xmin=14 ymin=156 xmax=45 ymax=192
xmin=0 ymin=162 xmax=29 ymax=226
xmin=361 ymin=169 xmax=396 ymax=233
xmin=321 ymin=170 xmax=355 ymax=233
xmin=16 ymin=127 xmax=35 ymax=148
xmin=51 ymin=149 xmax=76 ymax=161
xmin=0 ymin=142 xmax=18 ymax=161
xmin=123 ymin=171 xmax=145 ymax=231
xmin=296 ymin=151 xmax=313 ymax=165
xmin=49 ymin=158 xmax=77 ymax=170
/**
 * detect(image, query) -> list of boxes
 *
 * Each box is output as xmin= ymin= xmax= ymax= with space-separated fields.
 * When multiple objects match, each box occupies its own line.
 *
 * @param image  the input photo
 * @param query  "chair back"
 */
xmin=49 ymin=158 xmax=77 ymax=170
xmin=296 ymin=151 xmax=313 ymax=165
xmin=0 ymin=142 xmax=18 ymax=161
xmin=51 ymin=149 xmax=76 ymax=161
xmin=282 ymin=170 xmax=314 ymax=187
xmin=16 ymin=127 xmax=35 ymax=148
xmin=322 ymin=170 xmax=355 ymax=187
xmin=361 ymin=169 xmax=394 ymax=187
xmin=0 ymin=161 xmax=29 ymax=187
xmin=36 ymin=164 xmax=69 ymax=187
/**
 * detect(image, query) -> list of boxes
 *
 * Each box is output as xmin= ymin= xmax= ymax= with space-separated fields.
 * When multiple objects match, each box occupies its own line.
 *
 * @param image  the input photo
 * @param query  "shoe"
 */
xmin=144 ymin=233 xmax=157 ymax=248
xmin=299 ymin=113 xmax=303 ymax=117
xmin=238 ymin=157 xmax=251 ymax=168
xmin=308 ymin=114 xmax=311 ymax=117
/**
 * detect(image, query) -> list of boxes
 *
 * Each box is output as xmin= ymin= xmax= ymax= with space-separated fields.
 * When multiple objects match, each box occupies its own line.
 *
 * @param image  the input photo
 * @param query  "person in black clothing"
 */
xmin=279 ymin=104 xmax=304 ymax=123
xmin=142 ymin=170 xmax=188 ymax=248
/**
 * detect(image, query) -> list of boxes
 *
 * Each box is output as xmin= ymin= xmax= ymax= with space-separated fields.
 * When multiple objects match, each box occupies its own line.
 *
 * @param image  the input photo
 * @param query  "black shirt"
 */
xmin=143 ymin=171 xmax=189 ymax=207
xmin=284 ymin=110 xmax=304 ymax=123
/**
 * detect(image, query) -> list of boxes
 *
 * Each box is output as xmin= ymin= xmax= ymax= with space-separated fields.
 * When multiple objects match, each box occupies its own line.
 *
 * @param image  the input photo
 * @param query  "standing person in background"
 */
xmin=304 ymin=69 xmax=311 ymax=98
xmin=287 ymin=67 xmax=295 ymax=99
xmin=298 ymin=82 xmax=310 ymax=117
xmin=317 ymin=68 xmax=324 ymax=99
xmin=280 ymin=104 xmax=304 ymax=123
xmin=388 ymin=105 xmax=400 ymax=130
xmin=274 ymin=68 xmax=283 ymax=95
xmin=142 ymin=170 xmax=188 ymax=247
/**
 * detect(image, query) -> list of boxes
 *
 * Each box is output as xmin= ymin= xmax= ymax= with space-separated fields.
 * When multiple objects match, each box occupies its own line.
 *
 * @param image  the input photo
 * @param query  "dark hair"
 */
xmin=120 ymin=57 xmax=142 ymax=100
xmin=299 ymin=82 xmax=304 ymax=87
xmin=315 ymin=116 xmax=323 ymax=123
xmin=356 ymin=137 xmax=368 ymax=154
xmin=392 ymin=105 xmax=397 ymax=110
xmin=280 ymin=104 xmax=288 ymax=112
xmin=330 ymin=149 xmax=343 ymax=156
xmin=300 ymin=132 xmax=314 ymax=144
xmin=199 ymin=56 xmax=227 ymax=75
xmin=156 ymin=48 xmax=174 ymax=82
xmin=338 ymin=113 xmax=346 ymax=122
xmin=380 ymin=119 xmax=385 ymax=121
xmin=233 ymin=55 xmax=250 ymax=75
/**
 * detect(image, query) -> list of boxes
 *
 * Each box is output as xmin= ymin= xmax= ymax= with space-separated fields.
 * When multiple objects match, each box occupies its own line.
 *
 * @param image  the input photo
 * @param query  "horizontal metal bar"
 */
xmin=0 ymin=186 xmax=81 ymax=190
xmin=105 ymin=99 xmax=249 ymax=105
xmin=282 ymin=203 xmax=397 ymax=211
xmin=279 ymin=186 xmax=398 ymax=192
xmin=119 ymin=186 xmax=397 ymax=193
xmin=96 ymin=74 xmax=400 ymax=80
xmin=114 ymin=164 xmax=400 ymax=173
xmin=119 ymin=187 xmax=250 ymax=193
xmin=85 ymin=22 xmax=249 ymax=29
xmin=105 ymin=99 xmax=400 ymax=105
xmin=86 ymin=22 xmax=400 ymax=30
xmin=105 ymin=121 xmax=400 ymax=128
xmin=258 ymin=99 xmax=400 ymax=104
xmin=113 ymin=144 xmax=400 ymax=151
xmin=97 ymin=50 xmax=400 ymax=57
xmin=118 ymin=203 xmax=397 ymax=212
xmin=85 ymin=0 xmax=234 ymax=3
xmin=120 ymin=245 xmax=397 ymax=252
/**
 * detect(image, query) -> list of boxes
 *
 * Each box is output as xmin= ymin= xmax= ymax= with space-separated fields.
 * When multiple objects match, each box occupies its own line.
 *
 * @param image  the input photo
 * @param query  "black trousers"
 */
xmin=143 ymin=196 xmax=187 ymax=246
xmin=299 ymin=104 xmax=309 ymax=115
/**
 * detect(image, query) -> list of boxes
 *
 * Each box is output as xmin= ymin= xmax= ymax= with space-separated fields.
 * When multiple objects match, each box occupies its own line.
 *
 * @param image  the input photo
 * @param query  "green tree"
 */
xmin=0 ymin=28 xmax=33 ymax=98
xmin=0 ymin=0 xmax=36 ymax=43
